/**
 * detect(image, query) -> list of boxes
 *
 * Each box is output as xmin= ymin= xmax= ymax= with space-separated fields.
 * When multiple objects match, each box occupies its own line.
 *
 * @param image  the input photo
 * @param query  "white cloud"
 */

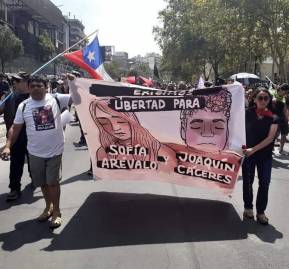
xmin=52 ymin=0 xmax=166 ymax=57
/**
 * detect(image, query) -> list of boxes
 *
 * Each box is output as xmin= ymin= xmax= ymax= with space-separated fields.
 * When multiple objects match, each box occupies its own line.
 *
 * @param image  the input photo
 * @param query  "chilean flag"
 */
xmin=64 ymin=36 xmax=113 ymax=81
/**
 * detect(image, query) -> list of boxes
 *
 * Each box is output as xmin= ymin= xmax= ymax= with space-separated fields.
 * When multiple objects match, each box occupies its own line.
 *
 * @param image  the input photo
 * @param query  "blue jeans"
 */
xmin=242 ymin=156 xmax=272 ymax=215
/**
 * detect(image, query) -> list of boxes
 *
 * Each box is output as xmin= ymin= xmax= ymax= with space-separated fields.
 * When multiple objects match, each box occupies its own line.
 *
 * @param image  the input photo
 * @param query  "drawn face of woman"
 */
xmin=184 ymin=109 xmax=228 ymax=150
xmin=254 ymin=91 xmax=270 ymax=110
xmin=96 ymin=110 xmax=132 ymax=141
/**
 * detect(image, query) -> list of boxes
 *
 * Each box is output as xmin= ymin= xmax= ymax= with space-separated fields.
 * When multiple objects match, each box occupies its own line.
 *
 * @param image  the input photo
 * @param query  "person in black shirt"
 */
xmin=242 ymin=87 xmax=278 ymax=225
xmin=272 ymin=83 xmax=289 ymax=154
xmin=0 ymin=72 xmax=31 ymax=201
xmin=0 ymin=73 xmax=10 ymax=99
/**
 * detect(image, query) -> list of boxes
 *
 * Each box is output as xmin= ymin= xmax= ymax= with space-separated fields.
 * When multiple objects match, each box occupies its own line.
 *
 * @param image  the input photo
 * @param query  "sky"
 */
xmin=51 ymin=0 xmax=167 ymax=58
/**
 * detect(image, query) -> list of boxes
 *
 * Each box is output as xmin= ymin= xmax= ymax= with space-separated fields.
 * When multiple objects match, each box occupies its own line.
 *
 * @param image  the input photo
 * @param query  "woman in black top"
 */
xmin=242 ymin=87 xmax=278 ymax=225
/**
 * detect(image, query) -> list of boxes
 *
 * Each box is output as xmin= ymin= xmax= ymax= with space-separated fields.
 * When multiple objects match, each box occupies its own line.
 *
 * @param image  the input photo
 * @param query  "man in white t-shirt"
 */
xmin=1 ymin=76 xmax=71 ymax=229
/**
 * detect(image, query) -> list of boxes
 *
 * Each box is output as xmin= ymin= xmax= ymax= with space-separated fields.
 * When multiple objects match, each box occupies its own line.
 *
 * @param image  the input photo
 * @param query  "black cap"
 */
xmin=17 ymin=71 xmax=30 ymax=80
xmin=11 ymin=73 xmax=22 ymax=81
xmin=0 ymin=72 xmax=6 ymax=78
xmin=11 ymin=71 xmax=30 ymax=81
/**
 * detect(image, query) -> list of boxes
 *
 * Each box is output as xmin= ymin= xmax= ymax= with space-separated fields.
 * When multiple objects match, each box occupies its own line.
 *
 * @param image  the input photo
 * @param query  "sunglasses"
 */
xmin=256 ymin=95 xmax=269 ymax=102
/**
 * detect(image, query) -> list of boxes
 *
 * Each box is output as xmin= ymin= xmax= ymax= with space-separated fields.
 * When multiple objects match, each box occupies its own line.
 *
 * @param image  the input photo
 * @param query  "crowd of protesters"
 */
xmin=0 ymin=70 xmax=288 ymax=228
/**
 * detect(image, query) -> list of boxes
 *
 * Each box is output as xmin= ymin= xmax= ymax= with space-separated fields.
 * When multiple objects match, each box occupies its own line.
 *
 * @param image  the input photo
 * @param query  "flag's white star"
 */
xmin=87 ymin=51 xmax=95 ymax=62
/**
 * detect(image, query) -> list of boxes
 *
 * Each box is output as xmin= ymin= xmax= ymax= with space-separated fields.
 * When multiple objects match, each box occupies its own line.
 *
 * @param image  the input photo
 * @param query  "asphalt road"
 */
xmin=0 ymin=123 xmax=288 ymax=269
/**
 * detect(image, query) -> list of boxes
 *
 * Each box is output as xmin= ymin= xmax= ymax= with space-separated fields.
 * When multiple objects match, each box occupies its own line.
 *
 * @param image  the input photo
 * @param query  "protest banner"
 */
xmin=69 ymin=79 xmax=245 ymax=194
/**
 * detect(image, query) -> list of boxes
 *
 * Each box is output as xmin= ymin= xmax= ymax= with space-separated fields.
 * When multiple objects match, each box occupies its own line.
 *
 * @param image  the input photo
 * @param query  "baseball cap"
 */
xmin=11 ymin=71 xmax=30 ymax=81
xmin=17 ymin=71 xmax=30 ymax=80
xmin=0 ymin=72 xmax=7 ymax=78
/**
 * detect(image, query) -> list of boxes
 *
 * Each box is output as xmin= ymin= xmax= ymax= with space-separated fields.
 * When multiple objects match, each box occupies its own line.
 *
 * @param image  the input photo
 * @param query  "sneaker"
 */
xmin=243 ymin=208 xmax=254 ymax=219
xmin=6 ymin=190 xmax=21 ymax=202
xmin=257 ymin=214 xmax=269 ymax=225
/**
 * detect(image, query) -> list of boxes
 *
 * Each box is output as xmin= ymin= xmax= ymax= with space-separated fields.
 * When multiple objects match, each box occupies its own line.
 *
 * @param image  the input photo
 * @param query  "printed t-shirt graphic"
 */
xmin=32 ymin=105 xmax=55 ymax=131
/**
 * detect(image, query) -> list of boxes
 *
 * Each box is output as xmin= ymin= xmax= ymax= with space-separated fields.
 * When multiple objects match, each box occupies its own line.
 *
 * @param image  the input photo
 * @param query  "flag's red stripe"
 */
xmin=64 ymin=51 xmax=103 ymax=80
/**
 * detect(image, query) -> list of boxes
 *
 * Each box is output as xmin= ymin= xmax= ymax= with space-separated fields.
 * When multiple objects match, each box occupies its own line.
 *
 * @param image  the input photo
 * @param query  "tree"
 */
xmin=38 ymin=31 xmax=55 ymax=62
xmin=154 ymin=0 xmax=269 ymax=81
xmin=104 ymin=61 xmax=127 ymax=79
xmin=135 ymin=62 xmax=152 ymax=78
xmin=154 ymin=0 xmax=199 ymax=81
xmin=0 ymin=25 xmax=23 ymax=72
xmin=227 ymin=0 xmax=289 ymax=82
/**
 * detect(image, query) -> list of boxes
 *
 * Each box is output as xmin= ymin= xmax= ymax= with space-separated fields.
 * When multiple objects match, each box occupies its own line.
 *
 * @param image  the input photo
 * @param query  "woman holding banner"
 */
xmin=242 ymin=87 xmax=278 ymax=225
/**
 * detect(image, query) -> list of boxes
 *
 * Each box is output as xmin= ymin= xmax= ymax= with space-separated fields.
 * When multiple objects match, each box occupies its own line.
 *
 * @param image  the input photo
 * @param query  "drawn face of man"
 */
xmin=96 ymin=110 xmax=132 ymax=141
xmin=182 ymin=109 xmax=228 ymax=150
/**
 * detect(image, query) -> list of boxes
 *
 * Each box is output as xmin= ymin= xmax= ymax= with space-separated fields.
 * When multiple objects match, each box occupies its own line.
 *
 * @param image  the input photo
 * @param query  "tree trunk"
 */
xmin=204 ymin=63 xmax=213 ymax=81
xmin=272 ymin=60 xmax=275 ymax=80
xmin=213 ymin=62 xmax=219 ymax=81
xmin=278 ymin=57 xmax=287 ymax=83
xmin=254 ymin=56 xmax=258 ymax=75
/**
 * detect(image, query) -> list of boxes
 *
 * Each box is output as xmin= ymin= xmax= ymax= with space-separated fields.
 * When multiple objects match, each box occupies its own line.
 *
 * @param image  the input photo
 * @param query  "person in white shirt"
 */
xmin=1 ymin=76 xmax=71 ymax=229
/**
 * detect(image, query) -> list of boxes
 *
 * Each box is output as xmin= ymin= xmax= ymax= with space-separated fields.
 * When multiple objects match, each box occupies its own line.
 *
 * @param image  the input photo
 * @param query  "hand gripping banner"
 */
xmin=69 ymin=79 xmax=245 ymax=194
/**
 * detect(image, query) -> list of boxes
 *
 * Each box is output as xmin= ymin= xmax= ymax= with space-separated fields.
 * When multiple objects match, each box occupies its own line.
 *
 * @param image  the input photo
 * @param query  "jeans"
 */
xmin=242 ymin=156 xmax=272 ymax=215
xmin=8 ymin=139 xmax=30 ymax=192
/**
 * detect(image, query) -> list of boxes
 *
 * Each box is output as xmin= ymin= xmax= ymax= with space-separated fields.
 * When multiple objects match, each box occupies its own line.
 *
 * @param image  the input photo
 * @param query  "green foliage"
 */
xmin=133 ymin=62 xmax=152 ymax=78
xmin=154 ymin=0 xmax=274 ymax=81
xmin=104 ymin=61 xmax=152 ymax=79
xmin=104 ymin=61 xmax=126 ymax=79
xmin=0 ymin=25 xmax=23 ymax=72
xmin=38 ymin=31 xmax=55 ymax=62
xmin=227 ymin=0 xmax=289 ymax=81
xmin=127 ymin=69 xmax=138 ymax=77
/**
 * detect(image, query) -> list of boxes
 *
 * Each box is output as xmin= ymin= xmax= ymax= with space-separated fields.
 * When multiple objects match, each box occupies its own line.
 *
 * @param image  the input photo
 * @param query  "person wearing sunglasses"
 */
xmin=242 ymin=87 xmax=278 ymax=225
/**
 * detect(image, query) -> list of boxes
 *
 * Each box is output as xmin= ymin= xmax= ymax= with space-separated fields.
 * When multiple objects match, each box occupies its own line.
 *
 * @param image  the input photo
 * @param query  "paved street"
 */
xmin=0 ymin=123 xmax=289 ymax=269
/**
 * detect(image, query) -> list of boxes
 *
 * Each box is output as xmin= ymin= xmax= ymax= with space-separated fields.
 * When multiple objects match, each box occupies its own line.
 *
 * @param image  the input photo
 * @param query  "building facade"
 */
xmin=0 ymin=0 xmax=85 ymax=73
xmin=66 ymin=17 xmax=85 ymax=51
xmin=113 ymin=51 xmax=129 ymax=71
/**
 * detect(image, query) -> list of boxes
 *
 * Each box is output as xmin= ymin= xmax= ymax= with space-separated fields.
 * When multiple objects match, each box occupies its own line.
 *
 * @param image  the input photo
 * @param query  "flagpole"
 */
xmin=0 ymin=93 xmax=12 ymax=108
xmin=0 ymin=29 xmax=98 ymax=107
xmin=31 ymin=29 xmax=98 ymax=75
xmin=265 ymin=75 xmax=276 ymax=88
